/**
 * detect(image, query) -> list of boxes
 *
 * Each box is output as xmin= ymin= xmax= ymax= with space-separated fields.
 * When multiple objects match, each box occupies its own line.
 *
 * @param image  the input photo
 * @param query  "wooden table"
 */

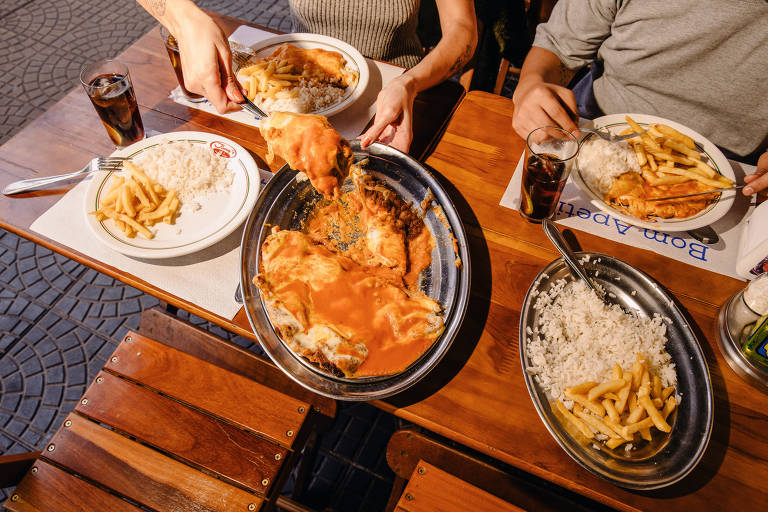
xmin=0 ymin=13 xmax=765 ymax=512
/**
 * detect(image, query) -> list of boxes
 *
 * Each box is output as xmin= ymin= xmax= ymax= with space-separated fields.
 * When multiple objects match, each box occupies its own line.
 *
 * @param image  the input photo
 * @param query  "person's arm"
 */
xmin=361 ymin=0 xmax=477 ymax=152
xmin=744 ymin=151 xmax=768 ymax=196
xmin=511 ymin=0 xmax=616 ymax=140
xmin=512 ymin=47 xmax=579 ymax=139
xmin=136 ymin=0 xmax=244 ymax=113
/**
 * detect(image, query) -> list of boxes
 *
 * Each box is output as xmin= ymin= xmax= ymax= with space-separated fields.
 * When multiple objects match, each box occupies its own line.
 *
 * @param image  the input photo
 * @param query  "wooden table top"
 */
xmin=0 ymin=12 xmax=765 ymax=512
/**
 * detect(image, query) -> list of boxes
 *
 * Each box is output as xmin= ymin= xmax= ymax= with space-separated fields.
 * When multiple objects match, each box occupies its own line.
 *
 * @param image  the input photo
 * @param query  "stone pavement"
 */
xmin=0 ymin=1 xmax=520 ymax=509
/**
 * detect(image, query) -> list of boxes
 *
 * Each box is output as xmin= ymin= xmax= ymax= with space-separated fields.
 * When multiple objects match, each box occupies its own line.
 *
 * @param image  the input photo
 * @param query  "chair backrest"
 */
xmin=395 ymin=460 xmax=525 ymax=511
xmin=4 ymin=329 xmax=316 ymax=512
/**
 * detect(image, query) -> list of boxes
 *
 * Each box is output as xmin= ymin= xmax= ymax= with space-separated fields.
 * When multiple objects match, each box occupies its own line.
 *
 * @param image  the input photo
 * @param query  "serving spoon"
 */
xmin=542 ymin=218 xmax=606 ymax=301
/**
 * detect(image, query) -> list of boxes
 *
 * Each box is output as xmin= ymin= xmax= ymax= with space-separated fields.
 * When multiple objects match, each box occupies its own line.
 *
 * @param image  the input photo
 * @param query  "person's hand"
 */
xmin=172 ymin=11 xmax=244 ymax=114
xmin=360 ymin=75 xmax=417 ymax=153
xmin=512 ymin=78 xmax=579 ymax=140
xmin=743 ymin=151 xmax=768 ymax=197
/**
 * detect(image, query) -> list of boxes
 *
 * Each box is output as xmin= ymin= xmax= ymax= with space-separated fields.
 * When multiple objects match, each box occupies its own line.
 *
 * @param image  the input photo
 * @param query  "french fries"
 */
xmin=90 ymin=161 xmax=180 ymax=239
xmin=236 ymin=43 xmax=357 ymax=103
xmin=554 ymin=353 xmax=678 ymax=452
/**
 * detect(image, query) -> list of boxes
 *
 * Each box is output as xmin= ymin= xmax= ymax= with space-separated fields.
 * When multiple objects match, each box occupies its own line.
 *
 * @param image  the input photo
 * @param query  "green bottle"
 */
xmin=743 ymin=313 xmax=768 ymax=368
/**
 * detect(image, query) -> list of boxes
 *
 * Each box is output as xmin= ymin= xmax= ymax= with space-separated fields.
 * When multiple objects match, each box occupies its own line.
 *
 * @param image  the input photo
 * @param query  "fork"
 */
xmin=230 ymin=46 xmax=268 ymax=119
xmin=580 ymin=127 xmax=647 ymax=143
xmin=3 ymin=157 xmax=127 ymax=195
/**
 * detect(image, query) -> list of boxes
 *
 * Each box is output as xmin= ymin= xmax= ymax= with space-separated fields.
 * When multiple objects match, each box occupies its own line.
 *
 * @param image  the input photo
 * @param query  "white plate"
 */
xmin=242 ymin=33 xmax=370 ymax=118
xmin=84 ymin=131 xmax=261 ymax=259
xmin=572 ymin=113 xmax=736 ymax=232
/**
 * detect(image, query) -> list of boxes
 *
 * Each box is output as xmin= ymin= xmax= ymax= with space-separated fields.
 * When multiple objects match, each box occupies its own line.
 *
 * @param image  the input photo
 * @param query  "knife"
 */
xmin=645 ymin=185 xmax=743 ymax=202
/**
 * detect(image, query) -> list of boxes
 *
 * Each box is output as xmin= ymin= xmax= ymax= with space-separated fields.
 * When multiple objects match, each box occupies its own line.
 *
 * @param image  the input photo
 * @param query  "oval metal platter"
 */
xmin=519 ymin=252 xmax=713 ymax=489
xmin=240 ymin=141 xmax=470 ymax=400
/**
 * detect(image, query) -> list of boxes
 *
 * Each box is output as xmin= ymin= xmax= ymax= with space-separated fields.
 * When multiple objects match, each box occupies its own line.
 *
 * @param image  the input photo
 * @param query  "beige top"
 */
xmin=290 ymin=0 xmax=425 ymax=68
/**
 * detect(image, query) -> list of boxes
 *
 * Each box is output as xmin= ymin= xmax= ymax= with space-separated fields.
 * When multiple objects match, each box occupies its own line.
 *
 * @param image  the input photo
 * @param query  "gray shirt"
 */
xmin=534 ymin=0 xmax=768 ymax=158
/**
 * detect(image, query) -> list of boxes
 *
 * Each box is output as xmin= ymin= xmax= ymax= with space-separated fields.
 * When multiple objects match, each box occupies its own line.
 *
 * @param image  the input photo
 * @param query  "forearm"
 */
xmin=517 ymin=46 xmax=575 ymax=90
xmin=400 ymin=0 xmax=477 ymax=94
xmin=135 ymin=0 xmax=205 ymax=34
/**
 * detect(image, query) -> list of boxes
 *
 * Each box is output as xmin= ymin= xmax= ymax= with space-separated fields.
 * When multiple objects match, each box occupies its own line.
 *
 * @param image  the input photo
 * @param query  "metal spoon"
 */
xmin=542 ymin=218 xmax=605 ymax=300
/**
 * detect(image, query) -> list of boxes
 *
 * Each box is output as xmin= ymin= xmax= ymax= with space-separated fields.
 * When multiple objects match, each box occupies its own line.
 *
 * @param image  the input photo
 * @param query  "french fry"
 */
xmin=555 ymin=400 xmax=594 ymax=439
xmin=647 ymin=153 xmax=658 ymax=171
xmin=656 ymin=166 xmax=730 ymax=188
xmin=118 ymin=213 xmax=153 ymax=239
xmin=121 ymin=187 xmax=136 ymax=217
xmin=564 ymin=390 xmax=605 ymax=417
xmin=639 ymin=427 xmax=652 ymax=441
xmin=615 ymin=379 xmax=631 ymax=414
xmin=652 ymin=375 xmax=662 ymax=400
xmin=639 ymin=394 xmax=671 ymax=432
xmin=655 ymin=124 xmax=696 ymax=149
xmin=603 ymin=399 xmax=620 ymax=423
xmin=633 ymin=142 xmax=647 ymax=167
xmin=566 ymin=382 xmax=598 ymax=395
xmin=574 ymin=409 xmax=620 ymax=439
xmin=626 ymin=115 xmax=661 ymax=152
xmin=662 ymin=387 xmax=675 ymax=400
xmin=651 ymin=151 xmax=696 ymax=167
xmin=588 ymin=379 xmax=626 ymax=401
xmin=663 ymin=139 xmax=701 ymax=160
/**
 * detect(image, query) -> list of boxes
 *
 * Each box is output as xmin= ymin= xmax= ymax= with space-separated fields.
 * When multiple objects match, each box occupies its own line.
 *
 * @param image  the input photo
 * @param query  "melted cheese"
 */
xmin=257 ymin=230 xmax=443 ymax=377
xmin=260 ymin=112 xmax=353 ymax=197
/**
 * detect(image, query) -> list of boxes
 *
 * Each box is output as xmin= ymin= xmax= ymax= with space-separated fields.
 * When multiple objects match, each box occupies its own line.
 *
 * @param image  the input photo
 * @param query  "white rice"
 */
xmin=526 ymin=279 xmax=676 ymax=402
xmin=578 ymin=137 xmax=640 ymax=195
xmin=253 ymin=78 xmax=346 ymax=114
xmin=131 ymin=141 xmax=233 ymax=203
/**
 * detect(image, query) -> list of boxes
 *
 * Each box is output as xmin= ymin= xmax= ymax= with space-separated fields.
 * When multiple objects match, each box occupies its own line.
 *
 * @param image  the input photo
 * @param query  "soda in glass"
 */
xmin=519 ymin=126 xmax=579 ymax=222
xmin=160 ymin=26 xmax=204 ymax=101
xmin=80 ymin=60 xmax=144 ymax=147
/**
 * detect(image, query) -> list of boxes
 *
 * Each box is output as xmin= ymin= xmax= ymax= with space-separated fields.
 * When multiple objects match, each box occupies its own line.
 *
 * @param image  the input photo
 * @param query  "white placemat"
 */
xmin=500 ymin=156 xmax=756 ymax=280
xmin=170 ymin=25 xmax=405 ymax=140
xmin=30 ymin=145 xmax=274 ymax=319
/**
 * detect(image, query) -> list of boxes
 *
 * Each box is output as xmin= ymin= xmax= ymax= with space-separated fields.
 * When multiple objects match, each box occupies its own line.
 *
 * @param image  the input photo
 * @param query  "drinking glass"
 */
xmin=80 ymin=60 xmax=145 ymax=147
xmin=519 ymin=126 xmax=579 ymax=222
xmin=160 ymin=26 xmax=204 ymax=102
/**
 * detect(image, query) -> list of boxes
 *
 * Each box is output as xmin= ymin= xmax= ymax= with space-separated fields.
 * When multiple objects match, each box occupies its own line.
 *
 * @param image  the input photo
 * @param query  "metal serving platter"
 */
xmin=240 ymin=141 xmax=470 ymax=400
xmin=519 ymin=252 xmax=713 ymax=489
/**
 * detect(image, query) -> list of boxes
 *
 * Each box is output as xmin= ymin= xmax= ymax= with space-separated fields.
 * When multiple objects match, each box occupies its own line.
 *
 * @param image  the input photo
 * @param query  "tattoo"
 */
xmin=448 ymin=43 xmax=473 ymax=77
xmin=150 ymin=0 xmax=166 ymax=17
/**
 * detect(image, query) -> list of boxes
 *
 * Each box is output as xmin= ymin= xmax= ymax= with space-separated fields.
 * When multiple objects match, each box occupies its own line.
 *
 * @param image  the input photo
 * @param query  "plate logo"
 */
xmin=210 ymin=141 xmax=237 ymax=158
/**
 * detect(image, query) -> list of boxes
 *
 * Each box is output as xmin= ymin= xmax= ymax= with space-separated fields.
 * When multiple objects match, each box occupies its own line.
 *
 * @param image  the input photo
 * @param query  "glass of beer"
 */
xmin=160 ymin=26 xmax=204 ymax=102
xmin=519 ymin=126 xmax=579 ymax=222
xmin=80 ymin=60 xmax=145 ymax=147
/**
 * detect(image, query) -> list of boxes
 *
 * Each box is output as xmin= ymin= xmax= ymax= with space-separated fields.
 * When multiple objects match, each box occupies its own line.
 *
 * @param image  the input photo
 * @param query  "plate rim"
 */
xmin=83 ymin=131 xmax=261 ymax=259
xmin=518 ymin=252 xmax=714 ymax=489
xmin=572 ymin=113 xmax=736 ymax=232
xmin=242 ymin=32 xmax=370 ymax=118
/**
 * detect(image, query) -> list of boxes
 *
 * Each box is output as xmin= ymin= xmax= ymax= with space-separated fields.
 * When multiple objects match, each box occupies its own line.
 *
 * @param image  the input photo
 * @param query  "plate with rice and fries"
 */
xmin=573 ymin=113 xmax=737 ymax=231
xmin=84 ymin=131 xmax=261 ymax=259
xmin=519 ymin=253 xmax=714 ymax=489
xmin=233 ymin=33 xmax=370 ymax=118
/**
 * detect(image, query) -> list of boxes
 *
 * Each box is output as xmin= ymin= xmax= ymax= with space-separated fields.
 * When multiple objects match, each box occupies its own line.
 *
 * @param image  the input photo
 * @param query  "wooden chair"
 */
xmin=394 ymin=461 xmax=524 ymax=512
xmin=2 ymin=308 xmax=336 ymax=512
xmin=385 ymin=428 xmax=607 ymax=512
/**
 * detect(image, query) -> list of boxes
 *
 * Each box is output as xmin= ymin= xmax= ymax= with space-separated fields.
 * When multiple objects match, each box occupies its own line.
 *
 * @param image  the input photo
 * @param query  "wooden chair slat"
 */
xmin=42 ymin=414 xmax=263 ymax=512
xmin=4 ymin=459 xmax=142 ymax=512
xmin=138 ymin=308 xmax=336 ymax=419
xmin=106 ymin=332 xmax=308 ymax=446
xmin=74 ymin=371 xmax=286 ymax=494
xmin=396 ymin=461 xmax=524 ymax=512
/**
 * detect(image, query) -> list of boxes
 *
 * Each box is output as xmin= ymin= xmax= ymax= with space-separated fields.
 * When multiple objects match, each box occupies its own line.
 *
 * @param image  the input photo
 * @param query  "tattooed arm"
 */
xmin=135 ymin=0 xmax=244 ymax=113
xmin=361 ymin=0 xmax=477 ymax=152
xmin=511 ymin=46 xmax=581 ymax=139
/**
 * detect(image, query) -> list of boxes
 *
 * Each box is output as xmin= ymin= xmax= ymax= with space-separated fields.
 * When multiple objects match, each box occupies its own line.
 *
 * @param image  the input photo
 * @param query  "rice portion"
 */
xmin=131 ymin=141 xmax=233 ymax=203
xmin=254 ymin=79 xmax=346 ymax=114
xmin=578 ymin=137 xmax=641 ymax=195
xmin=525 ymin=279 xmax=676 ymax=402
